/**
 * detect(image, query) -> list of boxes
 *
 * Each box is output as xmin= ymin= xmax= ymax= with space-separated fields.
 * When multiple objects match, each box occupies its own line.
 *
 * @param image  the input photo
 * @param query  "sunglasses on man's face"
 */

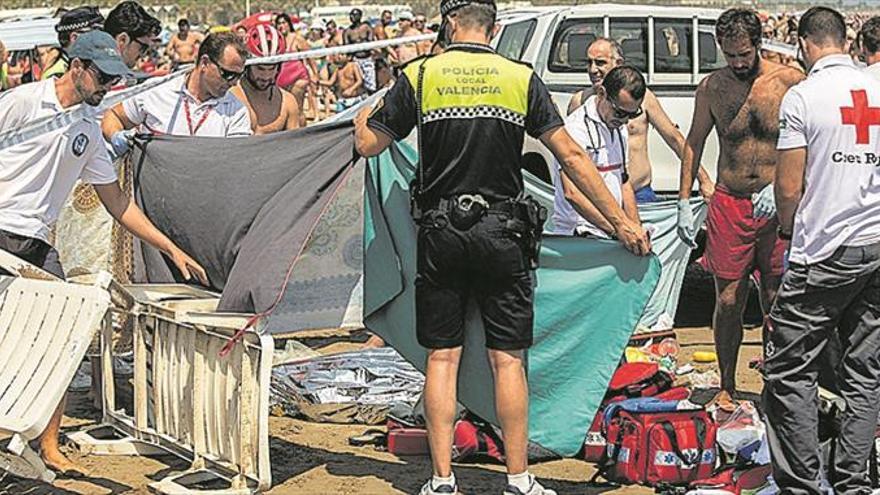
xmin=132 ymin=37 xmax=151 ymax=56
xmin=208 ymin=57 xmax=244 ymax=82
xmin=86 ymin=61 xmax=121 ymax=86
xmin=608 ymin=97 xmax=642 ymax=120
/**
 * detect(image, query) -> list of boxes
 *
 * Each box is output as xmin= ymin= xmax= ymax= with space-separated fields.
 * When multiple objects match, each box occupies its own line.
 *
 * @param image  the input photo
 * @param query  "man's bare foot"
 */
xmin=41 ymin=449 xmax=88 ymax=477
xmin=364 ymin=335 xmax=385 ymax=348
xmin=708 ymin=389 xmax=738 ymax=413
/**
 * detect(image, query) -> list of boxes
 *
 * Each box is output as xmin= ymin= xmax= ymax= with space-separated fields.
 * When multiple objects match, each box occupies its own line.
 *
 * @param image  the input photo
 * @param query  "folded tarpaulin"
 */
xmin=129 ymin=122 xmax=357 ymax=314
xmin=364 ymin=142 xmax=663 ymax=456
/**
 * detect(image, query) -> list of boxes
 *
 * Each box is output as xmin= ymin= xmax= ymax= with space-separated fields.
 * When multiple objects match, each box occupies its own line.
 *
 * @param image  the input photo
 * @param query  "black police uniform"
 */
xmin=367 ymin=41 xmax=563 ymax=351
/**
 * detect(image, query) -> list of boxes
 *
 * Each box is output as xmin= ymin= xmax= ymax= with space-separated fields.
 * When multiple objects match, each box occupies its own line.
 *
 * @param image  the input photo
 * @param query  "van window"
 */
xmin=654 ymin=19 xmax=691 ymax=73
xmin=699 ymin=20 xmax=726 ymax=72
xmin=496 ymin=19 xmax=537 ymax=61
xmin=547 ymin=18 xmax=603 ymax=72
xmin=611 ymin=18 xmax=648 ymax=73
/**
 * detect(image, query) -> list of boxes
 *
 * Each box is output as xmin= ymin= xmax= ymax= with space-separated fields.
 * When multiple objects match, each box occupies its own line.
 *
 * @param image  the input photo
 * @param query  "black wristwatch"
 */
xmin=777 ymin=226 xmax=792 ymax=241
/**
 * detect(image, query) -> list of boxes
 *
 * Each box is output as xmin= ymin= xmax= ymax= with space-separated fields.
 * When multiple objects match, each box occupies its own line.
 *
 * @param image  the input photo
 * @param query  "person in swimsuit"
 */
xmin=275 ymin=13 xmax=319 ymax=123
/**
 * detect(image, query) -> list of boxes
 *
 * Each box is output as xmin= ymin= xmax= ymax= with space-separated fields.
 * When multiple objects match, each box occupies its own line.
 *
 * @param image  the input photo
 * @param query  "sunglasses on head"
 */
xmin=85 ymin=61 xmax=121 ymax=86
xmin=207 ymin=56 xmax=244 ymax=82
xmin=608 ymin=96 xmax=642 ymax=119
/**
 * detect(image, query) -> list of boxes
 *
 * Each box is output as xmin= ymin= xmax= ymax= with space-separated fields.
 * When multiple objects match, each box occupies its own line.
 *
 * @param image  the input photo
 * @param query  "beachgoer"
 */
xmin=345 ymin=8 xmax=377 ymax=93
xmin=677 ymin=7 xmax=804 ymax=412
xmin=166 ymin=19 xmax=204 ymax=69
xmin=230 ymin=24 xmax=301 ymax=134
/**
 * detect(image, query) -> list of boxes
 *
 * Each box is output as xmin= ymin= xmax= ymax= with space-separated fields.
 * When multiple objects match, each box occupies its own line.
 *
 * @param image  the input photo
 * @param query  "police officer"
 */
xmin=354 ymin=0 xmax=650 ymax=493
xmin=765 ymin=7 xmax=880 ymax=494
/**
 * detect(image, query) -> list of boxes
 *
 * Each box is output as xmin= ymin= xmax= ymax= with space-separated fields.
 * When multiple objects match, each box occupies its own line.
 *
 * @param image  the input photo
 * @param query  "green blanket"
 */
xmin=364 ymin=143 xmax=662 ymax=456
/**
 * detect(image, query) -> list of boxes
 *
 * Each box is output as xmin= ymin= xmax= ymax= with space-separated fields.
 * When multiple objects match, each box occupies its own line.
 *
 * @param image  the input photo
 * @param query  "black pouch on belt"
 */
xmin=511 ymin=196 xmax=548 ymax=270
xmin=447 ymin=194 xmax=489 ymax=231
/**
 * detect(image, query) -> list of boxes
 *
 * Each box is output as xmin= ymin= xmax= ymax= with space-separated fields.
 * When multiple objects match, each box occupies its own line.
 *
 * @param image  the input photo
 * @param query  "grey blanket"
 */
xmin=130 ymin=122 xmax=355 ymax=313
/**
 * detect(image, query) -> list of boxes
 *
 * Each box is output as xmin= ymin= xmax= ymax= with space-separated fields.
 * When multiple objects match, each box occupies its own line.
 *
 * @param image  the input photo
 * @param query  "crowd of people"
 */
xmin=2 ymin=0 xmax=880 ymax=494
xmin=0 ymin=6 xmax=438 ymax=124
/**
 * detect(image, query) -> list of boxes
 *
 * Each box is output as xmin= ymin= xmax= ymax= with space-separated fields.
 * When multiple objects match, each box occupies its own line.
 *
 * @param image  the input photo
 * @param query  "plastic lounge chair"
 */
xmin=0 ymin=272 xmax=111 ymax=482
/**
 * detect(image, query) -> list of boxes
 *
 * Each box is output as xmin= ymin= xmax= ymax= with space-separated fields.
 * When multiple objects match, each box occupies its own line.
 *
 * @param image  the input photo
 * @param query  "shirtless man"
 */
xmin=345 ymin=9 xmax=377 ymax=93
xmin=677 ymin=8 xmax=804 ymax=411
xmin=568 ymin=38 xmax=714 ymax=202
xmin=395 ymin=12 xmax=424 ymax=66
xmin=166 ymin=19 xmax=204 ymax=69
xmin=328 ymin=53 xmax=365 ymax=111
xmin=231 ymin=25 xmax=301 ymax=135
xmin=325 ymin=19 xmax=344 ymax=47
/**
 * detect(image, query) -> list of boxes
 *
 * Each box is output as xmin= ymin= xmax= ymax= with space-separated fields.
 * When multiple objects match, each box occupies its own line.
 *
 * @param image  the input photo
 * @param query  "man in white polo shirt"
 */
xmin=0 ymin=30 xmax=208 ymax=476
xmin=552 ymin=65 xmax=646 ymax=238
xmin=762 ymin=7 xmax=880 ymax=494
xmin=102 ymin=31 xmax=251 ymax=154
xmin=858 ymin=16 xmax=880 ymax=81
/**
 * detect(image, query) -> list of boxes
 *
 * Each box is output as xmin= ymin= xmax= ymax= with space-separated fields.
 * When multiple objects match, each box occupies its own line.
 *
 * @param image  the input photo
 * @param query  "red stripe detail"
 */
xmin=596 ymin=163 xmax=622 ymax=172
xmin=219 ymin=161 xmax=359 ymax=357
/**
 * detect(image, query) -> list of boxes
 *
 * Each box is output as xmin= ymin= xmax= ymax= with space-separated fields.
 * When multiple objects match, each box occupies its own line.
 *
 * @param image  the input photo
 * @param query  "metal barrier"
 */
xmin=70 ymin=286 xmax=273 ymax=494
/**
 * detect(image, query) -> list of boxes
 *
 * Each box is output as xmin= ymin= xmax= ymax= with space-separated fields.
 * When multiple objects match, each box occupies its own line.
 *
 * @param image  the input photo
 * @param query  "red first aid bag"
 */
xmin=597 ymin=408 xmax=717 ymax=486
xmin=583 ymin=362 xmax=682 ymax=462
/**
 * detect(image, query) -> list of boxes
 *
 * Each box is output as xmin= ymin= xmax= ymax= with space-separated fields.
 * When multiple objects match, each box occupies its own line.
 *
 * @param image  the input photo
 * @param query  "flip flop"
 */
xmin=348 ymin=428 xmax=387 ymax=447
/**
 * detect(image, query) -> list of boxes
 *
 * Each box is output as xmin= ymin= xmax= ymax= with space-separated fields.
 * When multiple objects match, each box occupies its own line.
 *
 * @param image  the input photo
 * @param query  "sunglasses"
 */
xmin=207 ymin=56 xmax=244 ymax=82
xmin=132 ymin=37 xmax=151 ymax=56
xmin=85 ymin=61 xmax=121 ymax=86
xmin=608 ymin=97 xmax=642 ymax=120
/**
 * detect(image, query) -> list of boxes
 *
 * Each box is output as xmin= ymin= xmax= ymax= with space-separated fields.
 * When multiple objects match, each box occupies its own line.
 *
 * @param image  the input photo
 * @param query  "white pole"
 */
xmin=246 ymin=0 xmax=251 ymax=18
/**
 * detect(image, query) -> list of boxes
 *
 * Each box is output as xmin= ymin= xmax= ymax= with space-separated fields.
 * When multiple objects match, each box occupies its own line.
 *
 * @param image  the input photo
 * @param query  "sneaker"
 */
xmin=502 ymin=476 xmax=557 ymax=495
xmin=419 ymin=479 xmax=458 ymax=494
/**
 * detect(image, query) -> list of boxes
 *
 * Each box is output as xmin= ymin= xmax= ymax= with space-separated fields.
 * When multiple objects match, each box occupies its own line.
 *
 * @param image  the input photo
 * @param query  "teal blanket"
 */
xmin=363 ymin=142 xmax=662 ymax=456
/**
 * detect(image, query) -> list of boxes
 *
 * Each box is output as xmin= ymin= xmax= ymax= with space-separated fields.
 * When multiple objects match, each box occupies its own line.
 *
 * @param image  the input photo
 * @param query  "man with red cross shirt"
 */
xmin=763 ymin=7 xmax=880 ymax=494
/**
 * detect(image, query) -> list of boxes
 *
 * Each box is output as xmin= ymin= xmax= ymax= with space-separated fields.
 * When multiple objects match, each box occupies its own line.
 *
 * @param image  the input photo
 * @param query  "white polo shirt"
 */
xmin=865 ymin=61 xmax=880 ymax=82
xmin=0 ymin=80 xmax=118 ymax=242
xmin=551 ymin=95 xmax=628 ymax=238
xmin=122 ymin=76 xmax=252 ymax=137
xmin=777 ymin=54 xmax=880 ymax=264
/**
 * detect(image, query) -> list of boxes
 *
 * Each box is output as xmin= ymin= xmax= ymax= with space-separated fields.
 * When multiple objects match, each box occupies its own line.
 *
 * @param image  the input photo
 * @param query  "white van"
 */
xmin=492 ymin=4 xmax=725 ymax=194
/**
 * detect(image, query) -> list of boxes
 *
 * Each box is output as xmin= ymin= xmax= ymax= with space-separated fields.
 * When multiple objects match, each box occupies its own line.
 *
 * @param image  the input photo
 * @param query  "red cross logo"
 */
xmin=840 ymin=89 xmax=880 ymax=145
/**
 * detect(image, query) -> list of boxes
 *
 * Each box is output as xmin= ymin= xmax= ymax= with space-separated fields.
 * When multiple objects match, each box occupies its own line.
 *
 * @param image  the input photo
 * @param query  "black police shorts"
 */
xmin=415 ymin=213 xmax=534 ymax=351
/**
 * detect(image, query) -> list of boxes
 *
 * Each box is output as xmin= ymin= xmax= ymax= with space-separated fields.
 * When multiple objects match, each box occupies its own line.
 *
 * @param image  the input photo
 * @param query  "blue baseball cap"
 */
xmin=67 ymin=30 xmax=133 ymax=77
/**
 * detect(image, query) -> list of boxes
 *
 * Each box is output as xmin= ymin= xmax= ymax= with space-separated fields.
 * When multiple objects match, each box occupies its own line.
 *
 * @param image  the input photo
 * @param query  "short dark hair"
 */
xmin=603 ymin=65 xmax=646 ymax=101
xmin=716 ymin=8 xmax=762 ymax=47
xmin=860 ymin=16 xmax=880 ymax=54
xmin=450 ymin=3 xmax=496 ymax=36
xmin=198 ymin=32 xmax=247 ymax=63
xmin=178 ymin=18 xmax=189 ymax=27
xmin=799 ymin=7 xmax=846 ymax=47
xmin=105 ymin=1 xmax=161 ymax=40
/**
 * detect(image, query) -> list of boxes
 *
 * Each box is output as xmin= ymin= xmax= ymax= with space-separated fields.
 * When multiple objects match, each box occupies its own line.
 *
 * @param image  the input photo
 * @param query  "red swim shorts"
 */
xmin=701 ymin=184 xmax=787 ymax=281
xmin=277 ymin=60 xmax=309 ymax=89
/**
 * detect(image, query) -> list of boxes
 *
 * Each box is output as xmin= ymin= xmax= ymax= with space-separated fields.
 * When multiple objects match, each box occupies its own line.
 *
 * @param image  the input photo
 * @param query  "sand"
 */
xmin=4 ymin=326 xmax=764 ymax=495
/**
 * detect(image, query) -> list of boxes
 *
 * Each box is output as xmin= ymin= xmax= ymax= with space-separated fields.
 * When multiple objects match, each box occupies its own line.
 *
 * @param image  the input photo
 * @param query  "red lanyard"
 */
xmin=183 ymin=97 xmax=212 ymax=136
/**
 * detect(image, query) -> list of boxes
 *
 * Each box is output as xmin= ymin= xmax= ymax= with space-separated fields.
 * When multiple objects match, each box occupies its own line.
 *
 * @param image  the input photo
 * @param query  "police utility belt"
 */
xmin=412 ymin=192 xmax=547 ymax=270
